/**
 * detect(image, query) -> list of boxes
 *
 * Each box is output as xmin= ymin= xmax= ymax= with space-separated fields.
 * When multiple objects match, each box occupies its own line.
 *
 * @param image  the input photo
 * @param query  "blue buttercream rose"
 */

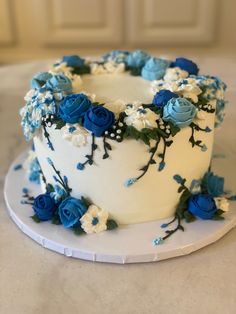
xmin=163 ymin=97 xmax=197 ymax=127
xmin=203 ymin=172 xmax=224 ymax=197
xmin=83 ymin=106 xmax=115 ymax=137
xmin=172 ymin=57 xmax=199 ymax=75
xmin=153 ymin=90 xmax=178 ymax=108
xmin=59 ymin=93 xmax=92 ymax=123
xmin=46 ymin=74 xmax=72 ymax=93
xmin=126 ymin=50 xmax=150 ymax=68
xmin=31 ymin=72 xmax=53 ymax=89
xmin=58 ymin=197 xmax=87 ymax=228
xmin=62 ymin=55 xmax=85 ymax=68
xmin=33 ymin=193 xmax=56 ymax=221
xmin=141 ymin=58 xmax=171 ymax=81
xmin=188 ymin=194 xmax=217 ymax=220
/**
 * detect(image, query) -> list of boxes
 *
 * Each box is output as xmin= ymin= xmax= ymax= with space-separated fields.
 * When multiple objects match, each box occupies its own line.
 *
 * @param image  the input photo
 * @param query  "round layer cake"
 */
xmin=20 ymin=51 xmax=227 ymax=228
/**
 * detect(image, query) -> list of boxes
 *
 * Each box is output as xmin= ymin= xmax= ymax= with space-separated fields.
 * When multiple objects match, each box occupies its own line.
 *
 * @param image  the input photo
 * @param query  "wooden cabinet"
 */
xmin=0 ymin=0 xmax=230 ymax=63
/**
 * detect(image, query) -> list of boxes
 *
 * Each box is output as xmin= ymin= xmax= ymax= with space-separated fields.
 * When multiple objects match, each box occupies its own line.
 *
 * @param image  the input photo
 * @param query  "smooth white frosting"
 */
xmin=34 ymin=73 xmax=215 ymax=225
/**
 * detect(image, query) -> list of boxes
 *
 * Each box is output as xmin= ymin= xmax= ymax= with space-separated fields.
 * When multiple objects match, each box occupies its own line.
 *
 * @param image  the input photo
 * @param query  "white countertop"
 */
xmin=0 ymin=59 xmax=235 ymax=314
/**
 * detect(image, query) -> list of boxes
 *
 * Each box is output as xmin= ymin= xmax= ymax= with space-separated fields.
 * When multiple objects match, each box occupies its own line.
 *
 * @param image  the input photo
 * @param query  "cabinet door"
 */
xmin=126 ymin=0 xmax=217 ymax=45
xmin=0 ymin=0 xmax=14 ymax=45
xmin=29 ymin=0 xmax=124 ymax=46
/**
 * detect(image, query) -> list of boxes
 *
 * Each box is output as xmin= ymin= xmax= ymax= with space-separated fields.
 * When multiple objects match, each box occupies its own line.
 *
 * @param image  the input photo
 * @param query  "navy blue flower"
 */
xmin=33 ymin=193 xmax=57 ymax=221
xmin=172 ymin=57 xmax=199 ymax=75
xmin=62 ymin=55 xmax=85 ymax=68
xmin=83 ymin=106 xmax=115 ymax=137
xmin=59 ymin=93 xmax=92 ymax=124
xmin=203 ymin=172 xmax=224 ymax=197
xmin=188 ymin=194 xmax=217 ymax=220
xmin=153 ymin=90 xmax=178 ymax=108
xmin=58 ymin=197 xmax=87 ymax=228
xmin=46 ymin=74 xmax=72 ymax=93
xmin=31 ymin=72 xmax=53 ymax=89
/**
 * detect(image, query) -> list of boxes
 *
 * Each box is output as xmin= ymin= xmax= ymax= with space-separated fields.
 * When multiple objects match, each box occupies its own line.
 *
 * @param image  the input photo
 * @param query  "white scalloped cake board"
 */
xmin=4 ymin=150 xmax=236 ymax=264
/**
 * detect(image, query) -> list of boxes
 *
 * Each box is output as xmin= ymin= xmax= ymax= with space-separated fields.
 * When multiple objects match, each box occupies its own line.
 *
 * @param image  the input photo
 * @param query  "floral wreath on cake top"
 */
xmin=18 ymin=50 xmax=234 ymax=241
xmin=20 ymin=50 xmax=227 ymax=186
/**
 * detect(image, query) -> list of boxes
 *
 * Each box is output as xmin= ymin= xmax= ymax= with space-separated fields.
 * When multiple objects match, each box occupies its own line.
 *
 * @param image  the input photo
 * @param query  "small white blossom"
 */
xmin=125 ymin=105 xmax=159 ymax=131
xmin=80 ymin=205 xmax=109 ymax=234
xmin=214 ymin=197 xmax=229 ymax=212
xmin=61 ymin=124 xmax=89 ymax=147
xmin=151 ymin=77 xmax=202 ymax=103
xmin=164 ymin=67 xmax=188 ymax=82
xmin=172 ymin=78 xmax=202 ymax=103
xmin=91 ymin=61 xmax=125 ymax=75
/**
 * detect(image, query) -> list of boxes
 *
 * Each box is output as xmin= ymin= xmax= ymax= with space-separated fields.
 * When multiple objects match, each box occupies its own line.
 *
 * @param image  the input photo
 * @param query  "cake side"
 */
xmin=34 ymin=109 xmax=215 ymax=224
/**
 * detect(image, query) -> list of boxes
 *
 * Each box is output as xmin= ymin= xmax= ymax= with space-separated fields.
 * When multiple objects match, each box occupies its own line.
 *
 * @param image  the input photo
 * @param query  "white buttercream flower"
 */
xmin=125 ymin=105 xmax=159 ymax=131
xmin=172 ymin=78 xmax=202 ymax=103
xmin=214 ymin=197 xmax=229 ymax=212
xmin=91 ymin=61 xmax=125 ymax=75
xmin=80 ymin=205 xmax=109 ymax=234
xmin=61 ymin=124 xmax=89 ymax=147
xmin=151 ymin=77 xmax=202 ymax=103
xmin=164 ymin=67 xmax=188 ymax=82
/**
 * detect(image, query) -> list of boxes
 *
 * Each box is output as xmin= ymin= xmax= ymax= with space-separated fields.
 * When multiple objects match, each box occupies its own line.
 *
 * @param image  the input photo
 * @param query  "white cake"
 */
xmin=20 ymin=51 xmax=229 ymax=239
xmin=34 ymin=73 xmax=215 ymax=224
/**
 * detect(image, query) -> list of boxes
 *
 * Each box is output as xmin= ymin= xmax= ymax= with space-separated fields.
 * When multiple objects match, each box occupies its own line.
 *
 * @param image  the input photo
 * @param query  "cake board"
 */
xmin=4 ymin=150 xmax=236 ymax=264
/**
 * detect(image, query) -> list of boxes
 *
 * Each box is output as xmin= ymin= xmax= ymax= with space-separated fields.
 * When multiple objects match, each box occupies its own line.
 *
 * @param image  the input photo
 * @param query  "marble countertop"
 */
xmin=0 ymin=59 xmax=236 ymax=314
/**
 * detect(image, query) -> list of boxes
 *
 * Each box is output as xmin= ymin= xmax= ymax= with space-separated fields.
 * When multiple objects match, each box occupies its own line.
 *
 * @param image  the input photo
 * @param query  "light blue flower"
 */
xmin=103 ymin=50 xmax=130 ymax=64
xmin=126 ymin=50 xmax=150 ymax=68
xmin=31 ymin=72 xmax=53 ymax=89
xmin=163 ymin=97 xmax=197 ymax=128
xmin=141 ymin=58 xmax=171 ymax=81
xmin=124 ymin=178 xmax=137 ymax=187
xmin=45 ymin=74 xmax=72 ymax=94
